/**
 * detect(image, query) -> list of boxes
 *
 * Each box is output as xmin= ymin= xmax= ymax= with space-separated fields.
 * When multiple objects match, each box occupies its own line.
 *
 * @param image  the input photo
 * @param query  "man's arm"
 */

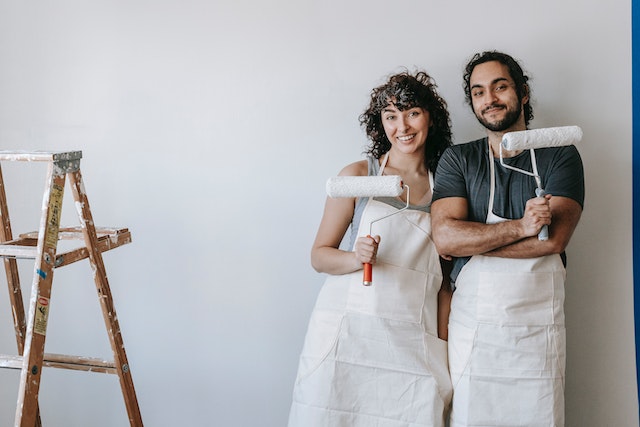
xmin=485 ymin=196 xmax=582 ymax=258
xmin=431 ymin=194 xmax=559 ymax=259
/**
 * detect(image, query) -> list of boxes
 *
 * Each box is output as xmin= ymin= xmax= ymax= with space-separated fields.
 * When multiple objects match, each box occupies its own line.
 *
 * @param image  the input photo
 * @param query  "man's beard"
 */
xmin=475 ymin=102 xmax=522 ymax=132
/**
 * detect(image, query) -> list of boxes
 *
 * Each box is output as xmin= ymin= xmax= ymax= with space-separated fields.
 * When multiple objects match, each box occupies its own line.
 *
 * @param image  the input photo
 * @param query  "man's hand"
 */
xmin=519 ymin=194 xmax=552 ymax=237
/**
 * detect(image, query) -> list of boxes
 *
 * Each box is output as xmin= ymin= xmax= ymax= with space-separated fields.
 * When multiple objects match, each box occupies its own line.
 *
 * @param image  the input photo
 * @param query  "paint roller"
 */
xmin=499 ymin=125 xmax=583 ymax=240
xmin=326 ymin=175 xmax=408 ymax=286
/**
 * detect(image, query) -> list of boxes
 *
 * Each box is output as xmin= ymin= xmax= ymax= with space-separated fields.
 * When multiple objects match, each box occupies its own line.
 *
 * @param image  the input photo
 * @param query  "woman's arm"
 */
xmin=310 ymin=160 xmax=379 ymax=275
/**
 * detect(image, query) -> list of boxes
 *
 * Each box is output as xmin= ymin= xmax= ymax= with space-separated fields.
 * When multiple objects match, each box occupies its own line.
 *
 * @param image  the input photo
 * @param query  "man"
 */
xmin=431 ymin=51 xmax=584 ymax=426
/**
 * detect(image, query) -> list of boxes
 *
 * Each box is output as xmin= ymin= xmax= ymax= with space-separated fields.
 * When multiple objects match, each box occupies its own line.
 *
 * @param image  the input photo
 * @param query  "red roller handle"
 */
xmin=363 ymin=234 xmax=373 ymax=286
xmin=363 ymin=262 xmax=372 ymax=286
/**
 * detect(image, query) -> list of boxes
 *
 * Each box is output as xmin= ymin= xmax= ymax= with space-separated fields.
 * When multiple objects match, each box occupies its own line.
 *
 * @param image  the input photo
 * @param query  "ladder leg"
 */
xmin=68 ymin=169 xmax=143 ymax=426
xmin=0 ymin=164 xmax=43 ymax=427
xmin=0 ymin=164 xmax=27 ymax=352
xmin=15 ymin=164 xmax=66 ymax=427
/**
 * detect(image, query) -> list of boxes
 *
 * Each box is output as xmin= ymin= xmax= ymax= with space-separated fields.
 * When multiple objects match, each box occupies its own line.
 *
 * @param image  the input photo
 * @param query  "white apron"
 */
xmin=448 ymin=150 xmax=566 ymax=427
xmin=289 ymin=171 xmax=452 ymax=427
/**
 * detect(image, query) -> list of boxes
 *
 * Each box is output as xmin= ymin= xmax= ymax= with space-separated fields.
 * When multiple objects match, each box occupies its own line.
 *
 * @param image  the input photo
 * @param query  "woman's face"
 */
xmin=381 ymin=103 xmax=431 ymax=155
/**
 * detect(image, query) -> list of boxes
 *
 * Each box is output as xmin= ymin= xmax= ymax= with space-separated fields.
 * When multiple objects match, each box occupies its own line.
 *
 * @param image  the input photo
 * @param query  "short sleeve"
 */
xmin=433 ymin=146 xmax=468 ymax=202
xmin=543 ymin=145 xmax=585 ymax=208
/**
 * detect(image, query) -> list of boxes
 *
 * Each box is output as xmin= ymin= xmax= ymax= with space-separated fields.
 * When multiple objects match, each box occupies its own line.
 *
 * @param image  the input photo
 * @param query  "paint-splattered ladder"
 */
xmin=0 ymin=151 xmax=143 ymax=427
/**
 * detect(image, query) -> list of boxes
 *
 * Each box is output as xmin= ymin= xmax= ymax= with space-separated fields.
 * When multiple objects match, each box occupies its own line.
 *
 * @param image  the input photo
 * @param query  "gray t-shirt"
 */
xmin=432 ymin=137 xmax=585 ymax=282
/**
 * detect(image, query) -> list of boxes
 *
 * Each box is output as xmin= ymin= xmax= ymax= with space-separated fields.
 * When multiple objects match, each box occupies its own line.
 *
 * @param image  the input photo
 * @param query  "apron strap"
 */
xmin=488 ymin=143 xmax=497 ymax=219
xmin=379 ymin=152 xmax=390 ymax=176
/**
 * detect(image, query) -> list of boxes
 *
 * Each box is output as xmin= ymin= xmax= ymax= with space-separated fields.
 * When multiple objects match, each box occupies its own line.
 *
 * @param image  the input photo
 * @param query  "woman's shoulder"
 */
xmin=337 ymin=159 xmax=370 ymax=177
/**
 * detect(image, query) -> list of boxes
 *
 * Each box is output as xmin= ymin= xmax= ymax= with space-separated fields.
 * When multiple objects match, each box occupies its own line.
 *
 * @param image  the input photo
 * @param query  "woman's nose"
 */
xmin=399 ymin=116 xmax=410 ymax=131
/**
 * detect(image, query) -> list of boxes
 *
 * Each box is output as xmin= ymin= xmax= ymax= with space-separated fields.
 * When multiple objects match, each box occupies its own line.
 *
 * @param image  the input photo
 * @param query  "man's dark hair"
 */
xmin=463 ymin=51 xmax=533 ymax=126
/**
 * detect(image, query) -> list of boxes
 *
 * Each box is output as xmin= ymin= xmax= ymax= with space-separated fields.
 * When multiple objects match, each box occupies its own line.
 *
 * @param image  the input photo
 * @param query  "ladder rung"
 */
xmin=0 ymin=244 xmax=38 ymax=258
xmin=0 ymin=353 xmax=117 ymax=374
xmin=0 ymin=227 xmax=131 ymax=265
xmin=19 ymin=226 xmax=130 ymax=240
xmin=0 ymin=151 xmax=82 ymax=162
xmin=55 ymin=229 xmax=132 ymax=267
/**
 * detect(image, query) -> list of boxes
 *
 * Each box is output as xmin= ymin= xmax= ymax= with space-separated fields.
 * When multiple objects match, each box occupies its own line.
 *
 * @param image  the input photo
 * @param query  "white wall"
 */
xmin=0 ymin=1 xmax=635 ymax=426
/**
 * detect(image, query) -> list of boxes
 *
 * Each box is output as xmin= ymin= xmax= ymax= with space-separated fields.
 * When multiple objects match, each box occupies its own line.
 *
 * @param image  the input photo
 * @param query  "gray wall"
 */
xmin=0 ymin=1 xmax=635 ymax=426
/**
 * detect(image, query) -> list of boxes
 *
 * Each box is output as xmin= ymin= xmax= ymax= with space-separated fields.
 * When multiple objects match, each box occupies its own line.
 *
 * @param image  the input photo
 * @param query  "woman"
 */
xmin=289 ymin=70 xmax=453 ymax=427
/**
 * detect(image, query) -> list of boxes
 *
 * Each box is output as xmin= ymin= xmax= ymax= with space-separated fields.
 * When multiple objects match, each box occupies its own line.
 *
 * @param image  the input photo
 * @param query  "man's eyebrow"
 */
xmin=471 ymin=77 xmax=510 ymax=90
xmin=491 ymin=77 xmax=510 ymax=85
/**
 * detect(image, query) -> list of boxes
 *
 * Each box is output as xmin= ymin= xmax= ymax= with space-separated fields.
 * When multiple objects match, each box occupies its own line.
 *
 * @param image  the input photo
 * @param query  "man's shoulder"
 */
xmin=445 ymin=137 xmax=487 ymax=156
xmin=537 ymin=144 xmax=584 ymax=164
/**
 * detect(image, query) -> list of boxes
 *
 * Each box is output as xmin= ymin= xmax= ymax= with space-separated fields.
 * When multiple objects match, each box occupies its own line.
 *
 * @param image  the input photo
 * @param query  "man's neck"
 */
xmin=487 ymin=125 xmax=527 ymax=158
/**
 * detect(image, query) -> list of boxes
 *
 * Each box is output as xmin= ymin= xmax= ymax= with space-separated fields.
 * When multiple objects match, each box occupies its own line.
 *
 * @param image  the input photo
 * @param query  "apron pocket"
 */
xmin=334 ymin=315 xmax=448 ymax=424
xmin=448 ymin=320 xmax=477 ymax=382
xmin=425 ymin=332 xmax=453 ymax=405
xmin=472 ymin=323 xmax=560 ymax=377
xmin=295 ymin=309 xmax=344 ymax=382
xmin=346 ymin=263 xmax=427 ymax=323
xmin=466 ymin=375 xmax=562 ymax=426
xmin=477 ymin=270 xmax=557 ymax=326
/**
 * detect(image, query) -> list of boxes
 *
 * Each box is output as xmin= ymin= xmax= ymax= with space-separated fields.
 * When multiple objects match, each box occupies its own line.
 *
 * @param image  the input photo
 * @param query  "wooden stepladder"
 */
xmin=0 ymin=151 xmax=142 ymax=427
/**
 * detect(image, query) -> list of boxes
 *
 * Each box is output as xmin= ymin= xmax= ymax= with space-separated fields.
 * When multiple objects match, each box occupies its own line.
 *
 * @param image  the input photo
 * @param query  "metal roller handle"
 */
xmin=535 ymin=187 xmax=549 ymax=241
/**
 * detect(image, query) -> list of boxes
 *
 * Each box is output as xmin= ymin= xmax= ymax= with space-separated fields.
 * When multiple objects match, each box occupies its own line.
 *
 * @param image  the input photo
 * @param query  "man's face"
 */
xmin=469 ymin=61 xmax=527 ymax=132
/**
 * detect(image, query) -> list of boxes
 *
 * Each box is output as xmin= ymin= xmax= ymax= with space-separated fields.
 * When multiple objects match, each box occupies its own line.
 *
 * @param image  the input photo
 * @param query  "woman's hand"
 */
xmin=354 ymin=235 xmax=380 ymax=265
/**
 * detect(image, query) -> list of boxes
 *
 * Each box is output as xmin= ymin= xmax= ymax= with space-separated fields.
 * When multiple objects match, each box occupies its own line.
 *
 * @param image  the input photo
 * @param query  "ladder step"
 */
xmin=19 ymin=226 xmax=130 ymax=241
xmin=0 ymin=353 xmax=116 ymax=374
xmin=0 ymin=151 xmax=82 ymax=162
xmin=0 ymin=244 xmax=38 ymax=258
xmin=0 ymin=227 xmax=131 ymax=265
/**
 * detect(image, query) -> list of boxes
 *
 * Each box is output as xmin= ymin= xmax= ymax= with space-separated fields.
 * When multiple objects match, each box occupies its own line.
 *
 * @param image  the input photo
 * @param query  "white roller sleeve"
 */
xmin=502 ymin=126 xmax=583 ymax=151
xmin=326 ymin=175 xmax=404 ymax=198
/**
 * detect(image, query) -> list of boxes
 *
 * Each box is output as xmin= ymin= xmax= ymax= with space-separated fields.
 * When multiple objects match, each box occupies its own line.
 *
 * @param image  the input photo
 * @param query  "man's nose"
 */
xmin=483 ymin=89 xmax=498 ymax=105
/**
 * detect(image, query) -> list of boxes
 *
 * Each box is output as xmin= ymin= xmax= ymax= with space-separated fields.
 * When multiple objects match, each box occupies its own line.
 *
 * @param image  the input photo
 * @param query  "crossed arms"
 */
xmin=431 ymin=194 xmax=583 ymax=260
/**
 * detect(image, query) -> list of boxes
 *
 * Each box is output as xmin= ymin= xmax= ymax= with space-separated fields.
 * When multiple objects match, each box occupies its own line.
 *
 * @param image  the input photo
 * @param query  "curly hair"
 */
xmin=462 ymin=51 xmax=534 ymax=126
xmin=358 ymin=70 xmax=452 ymax=173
